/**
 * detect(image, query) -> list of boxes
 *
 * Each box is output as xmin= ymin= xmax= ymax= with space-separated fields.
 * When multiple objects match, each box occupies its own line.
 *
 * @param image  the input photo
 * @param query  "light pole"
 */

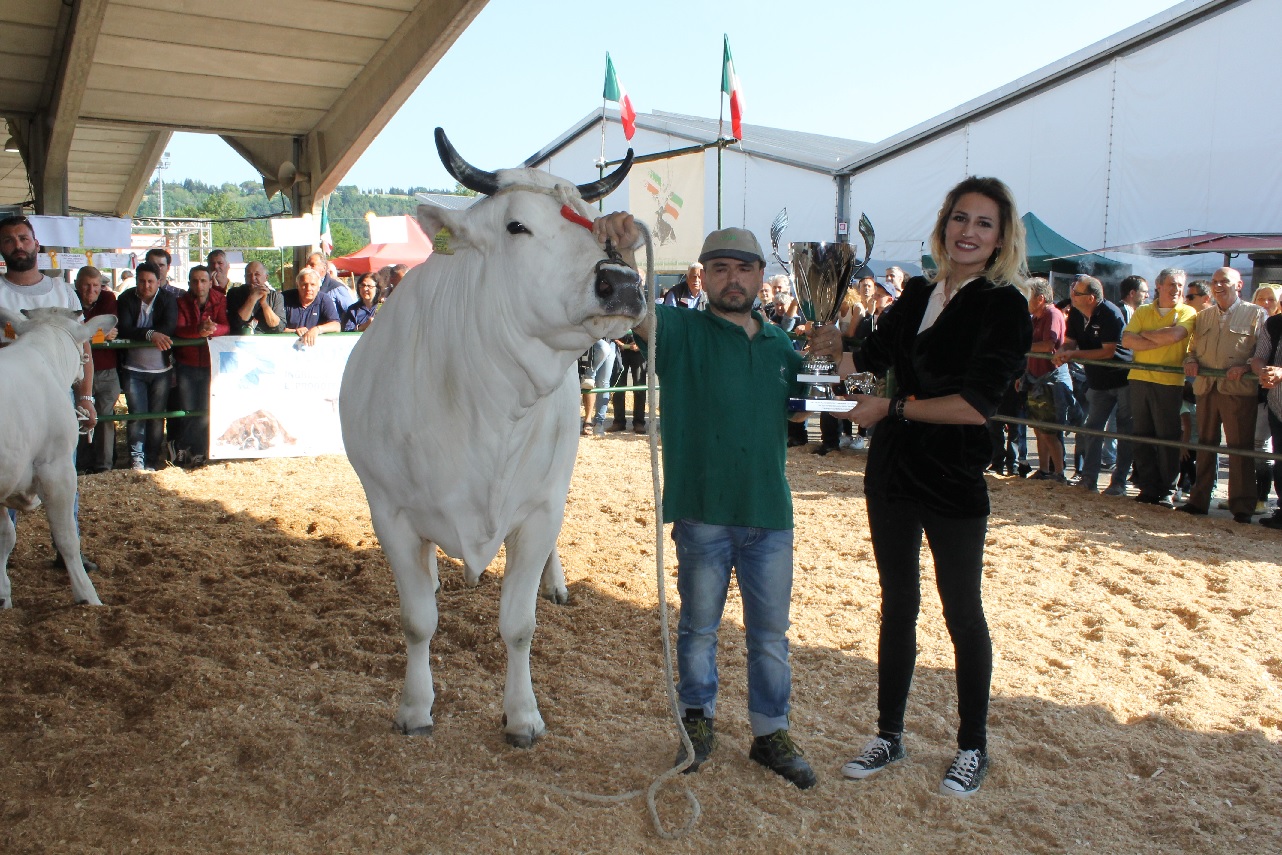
xmin=156 ymin=151 xmax=170 ymax=248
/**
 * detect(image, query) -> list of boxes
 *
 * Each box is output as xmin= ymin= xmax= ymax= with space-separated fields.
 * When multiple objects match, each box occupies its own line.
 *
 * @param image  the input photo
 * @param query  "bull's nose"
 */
xmin=594 ymin=263 xmax=637 ymax=300
xmin=594 ymin=264 xmax=644 ymax=316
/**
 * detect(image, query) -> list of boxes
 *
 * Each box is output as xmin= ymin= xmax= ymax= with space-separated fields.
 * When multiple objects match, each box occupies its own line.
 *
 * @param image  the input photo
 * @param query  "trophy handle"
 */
xmin=770 ymin=207 xmax=790 ymax=274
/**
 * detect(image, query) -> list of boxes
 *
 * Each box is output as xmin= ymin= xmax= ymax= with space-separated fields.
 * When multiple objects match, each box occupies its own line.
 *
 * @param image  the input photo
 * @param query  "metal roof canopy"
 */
xmin=527 ymin=109 xmax=873 ymax=176
xmin=0 ymin=0 xmax=488 ymax=223
xmin=1107 ymin=233 xmax=1282 ymax=256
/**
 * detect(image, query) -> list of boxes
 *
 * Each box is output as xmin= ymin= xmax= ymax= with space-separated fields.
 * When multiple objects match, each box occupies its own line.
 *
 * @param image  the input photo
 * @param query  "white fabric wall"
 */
xmin=844 ymin=0 xmax=1282 ymax=267
xmin=847 ymin=129 xmax=967 ymax=267
xmin=1108 ymin=0 xmax=1282 ymax=244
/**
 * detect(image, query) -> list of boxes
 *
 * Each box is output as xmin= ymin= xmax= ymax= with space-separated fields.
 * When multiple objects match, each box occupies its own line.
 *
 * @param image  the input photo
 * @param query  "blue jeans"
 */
xmin=1080 ymin=385 xmax=1133 ymax=489
xmin=587 ymin=340 xmax=616 ymax=425
xmin=122 ymin=368 xmax=172 ymax=467
xmin=672 ymin=519 xmax=795 ymax=736
xmin=175 ymin=363 xmax=211 ymax=456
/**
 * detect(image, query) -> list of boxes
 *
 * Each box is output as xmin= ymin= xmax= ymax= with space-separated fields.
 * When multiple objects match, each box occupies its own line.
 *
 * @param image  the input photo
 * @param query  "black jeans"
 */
xmin=867 ymin=496 xmax=991 ymax=752
xmin=610 ymin=353 xmax=647 ymax=427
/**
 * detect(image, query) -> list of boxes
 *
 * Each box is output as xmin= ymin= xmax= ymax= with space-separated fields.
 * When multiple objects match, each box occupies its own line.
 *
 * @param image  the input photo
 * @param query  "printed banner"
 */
xmin=207 ymin=335 xmax=359 ymax=459
xmin=628 ymin=152 xmax=705 ymax=273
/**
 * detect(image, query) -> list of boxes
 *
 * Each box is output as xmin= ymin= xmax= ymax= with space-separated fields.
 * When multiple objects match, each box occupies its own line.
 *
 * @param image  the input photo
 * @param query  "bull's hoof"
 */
xmin=504 ymin=729 xmax=540 ymax=749
xmin=501 ymin=712 xmax=545 ymax=748
xmin=1 ymin=599 xmax=8 ymax=609
xmin=540 ymin=585 xmax=570 ymax=605
xmin=397 ymin=722 xmax=434 ymax=737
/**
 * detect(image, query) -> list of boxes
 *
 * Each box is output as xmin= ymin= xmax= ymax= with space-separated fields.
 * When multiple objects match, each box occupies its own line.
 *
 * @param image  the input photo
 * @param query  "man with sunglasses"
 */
xmin=1054 ymin=275 xmax=1132 ymax=494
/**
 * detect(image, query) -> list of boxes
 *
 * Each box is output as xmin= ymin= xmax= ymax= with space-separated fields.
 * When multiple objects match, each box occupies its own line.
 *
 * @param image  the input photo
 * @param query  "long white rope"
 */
xmin=538 ymin=222 xmax=701 ymax=839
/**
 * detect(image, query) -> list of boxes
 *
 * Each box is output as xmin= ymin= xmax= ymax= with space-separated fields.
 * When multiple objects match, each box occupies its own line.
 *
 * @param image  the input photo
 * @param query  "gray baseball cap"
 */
xmin=698 ymin=227 xmax=765 ymax=266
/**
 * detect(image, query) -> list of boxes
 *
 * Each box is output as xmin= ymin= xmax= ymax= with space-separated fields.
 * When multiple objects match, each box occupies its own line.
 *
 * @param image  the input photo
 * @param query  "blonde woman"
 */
xmin=814 ymin=176 xmax=1032 ymax=797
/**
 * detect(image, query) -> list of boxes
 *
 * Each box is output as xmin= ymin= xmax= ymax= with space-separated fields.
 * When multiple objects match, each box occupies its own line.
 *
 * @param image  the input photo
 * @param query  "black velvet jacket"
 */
xmin=854 ymin=275 xmax=1032 ymax=518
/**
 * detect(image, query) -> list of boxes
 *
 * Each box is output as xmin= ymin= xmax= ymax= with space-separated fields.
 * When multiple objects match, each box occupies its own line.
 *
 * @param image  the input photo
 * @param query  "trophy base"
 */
xmin=788 ymin=397 xmax=854 ymax=413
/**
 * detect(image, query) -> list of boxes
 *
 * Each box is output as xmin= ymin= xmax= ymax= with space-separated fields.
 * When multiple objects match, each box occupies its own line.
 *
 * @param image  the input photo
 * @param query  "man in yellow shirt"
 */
xmin=1122 ymin=268 xmax=1197 ymax=507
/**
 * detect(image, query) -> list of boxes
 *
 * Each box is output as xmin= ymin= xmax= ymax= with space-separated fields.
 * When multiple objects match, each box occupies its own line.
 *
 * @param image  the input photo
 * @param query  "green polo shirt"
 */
xmin=643 ymin=304 xmax=804 ymax=529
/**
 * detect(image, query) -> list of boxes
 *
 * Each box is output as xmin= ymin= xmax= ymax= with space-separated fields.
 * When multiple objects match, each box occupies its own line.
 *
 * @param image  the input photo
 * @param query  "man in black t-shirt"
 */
xmin=1053 ymin=275 xmax=1132 ymax=493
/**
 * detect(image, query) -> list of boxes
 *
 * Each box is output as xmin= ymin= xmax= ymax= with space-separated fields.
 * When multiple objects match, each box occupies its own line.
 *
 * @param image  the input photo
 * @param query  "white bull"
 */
xmin=0 ymin=307 xmax=115 ymax=608
xmin=340 ymin=129 xmax=644 ymax=746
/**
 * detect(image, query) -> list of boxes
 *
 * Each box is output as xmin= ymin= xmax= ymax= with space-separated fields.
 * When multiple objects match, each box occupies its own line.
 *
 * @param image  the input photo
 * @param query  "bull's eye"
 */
xmin=506 ymin=221 xmax=531 ymax=235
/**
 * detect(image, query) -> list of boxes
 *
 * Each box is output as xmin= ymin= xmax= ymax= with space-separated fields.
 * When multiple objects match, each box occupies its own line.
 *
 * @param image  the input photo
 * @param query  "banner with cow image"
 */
xmin=207 ymin=335 xmax=359 ymax=459
xmin=628 ymin=152 xmax=705 ymax=273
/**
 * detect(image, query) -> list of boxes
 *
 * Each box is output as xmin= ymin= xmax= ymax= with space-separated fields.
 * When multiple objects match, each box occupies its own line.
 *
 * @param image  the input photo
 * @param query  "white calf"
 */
xmin=0 ymin=307 xmax=115 ymax=608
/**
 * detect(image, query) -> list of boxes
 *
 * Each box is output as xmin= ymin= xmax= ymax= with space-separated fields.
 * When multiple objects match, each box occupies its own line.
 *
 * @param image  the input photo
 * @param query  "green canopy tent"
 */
xmin=921 ymin=212 xmax=1130 ymax=282
xmin=1021 ymin=212 xmax=1128 ymax=278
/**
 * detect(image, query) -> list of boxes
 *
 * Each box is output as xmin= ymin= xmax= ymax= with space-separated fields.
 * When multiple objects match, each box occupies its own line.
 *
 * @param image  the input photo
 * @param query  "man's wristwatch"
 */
xmin=79 ymin=395 xmax=94 ymax=403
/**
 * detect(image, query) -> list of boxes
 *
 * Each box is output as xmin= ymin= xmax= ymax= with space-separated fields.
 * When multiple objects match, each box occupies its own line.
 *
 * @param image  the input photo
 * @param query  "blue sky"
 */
xmin=164 ymin=0 xmax=1178 ymax=192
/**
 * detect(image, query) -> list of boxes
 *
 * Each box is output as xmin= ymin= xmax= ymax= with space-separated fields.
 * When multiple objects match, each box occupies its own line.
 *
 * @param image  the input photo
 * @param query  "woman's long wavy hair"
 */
xmin=928 ymin=176 xmax=1027 ymax=287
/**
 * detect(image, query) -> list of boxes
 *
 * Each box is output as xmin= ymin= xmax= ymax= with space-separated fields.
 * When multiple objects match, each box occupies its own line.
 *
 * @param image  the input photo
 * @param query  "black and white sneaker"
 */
xmin=841 ymin=736 xmax=906 ymax=780
xmin=940 ymin=748 xmax=989 ymax=797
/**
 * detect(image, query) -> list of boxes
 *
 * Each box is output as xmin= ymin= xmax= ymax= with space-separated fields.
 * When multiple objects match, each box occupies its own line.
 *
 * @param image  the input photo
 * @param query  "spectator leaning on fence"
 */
xmin=1122 ymin=268 xmax=1195 ymax=508
xmin=117 ymin=261 xmax=178 ymax=472
xmin=341 ymin=274 xmax=379 ymax=332
xmin=173 ymin=265 xmax=229 ymax=467
xmin=74 ymin=265 xmax=121 ymax=474
xmin=283 ymin=268 xmax=341 ymax=346
xmin=1054 ymin=274 xmax=1133 ymax=494
xmin=1179 ymin=268 xmax=1267 ymax=523
xmin=226 ymin=261 xmax=286 ymax=335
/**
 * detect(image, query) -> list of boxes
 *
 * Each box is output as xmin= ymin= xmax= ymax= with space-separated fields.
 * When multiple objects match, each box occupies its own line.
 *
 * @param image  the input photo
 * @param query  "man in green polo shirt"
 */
xmin=593 ymin=213 xmax=816 ymax=789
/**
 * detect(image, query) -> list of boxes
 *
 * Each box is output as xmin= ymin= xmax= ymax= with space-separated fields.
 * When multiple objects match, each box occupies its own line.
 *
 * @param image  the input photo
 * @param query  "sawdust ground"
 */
xmin=2 ymin=437 xmax=1280 ymax=854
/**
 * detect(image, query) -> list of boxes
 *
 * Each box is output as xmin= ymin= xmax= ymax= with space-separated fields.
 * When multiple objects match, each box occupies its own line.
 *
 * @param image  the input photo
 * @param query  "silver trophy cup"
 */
xmin=787 ymin=242 xmax=860 ymax=413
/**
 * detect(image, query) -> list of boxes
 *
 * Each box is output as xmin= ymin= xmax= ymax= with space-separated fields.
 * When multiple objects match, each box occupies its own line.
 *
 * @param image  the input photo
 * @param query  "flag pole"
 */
xmin=598 ymin=53 xmax=610 ymax=211
xmin=717 ymin=67 xmax=724 ymax=229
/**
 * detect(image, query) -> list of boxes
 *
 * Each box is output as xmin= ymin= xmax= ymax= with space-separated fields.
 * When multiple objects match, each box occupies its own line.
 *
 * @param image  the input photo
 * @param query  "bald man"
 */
xmin=1179 ymin=267 xmax=1268 ymax=522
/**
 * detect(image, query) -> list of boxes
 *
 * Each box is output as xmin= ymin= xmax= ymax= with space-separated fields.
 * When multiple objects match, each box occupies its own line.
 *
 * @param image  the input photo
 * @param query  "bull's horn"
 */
xmin=576 ymin=150 xmax=634 ymax=203
xmin=434 ymin=128 xmax=500 ymax=197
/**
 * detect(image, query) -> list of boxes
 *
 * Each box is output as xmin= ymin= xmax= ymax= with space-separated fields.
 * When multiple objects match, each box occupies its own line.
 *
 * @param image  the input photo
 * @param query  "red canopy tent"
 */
xmin=332 ymin=215 xmax=433 ymax=274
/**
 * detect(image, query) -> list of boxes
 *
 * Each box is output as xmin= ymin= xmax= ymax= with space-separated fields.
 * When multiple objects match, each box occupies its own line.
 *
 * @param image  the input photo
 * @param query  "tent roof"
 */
xmin=1022 ymin=212 xmax=1125 ymax=273
xmin=332 ymin=215 xmax=432 ymax=274
xmin=1105 ymin=233 xmax=1282 ymax=256
xmin=526 ymin=109 xmax=872 ymax=176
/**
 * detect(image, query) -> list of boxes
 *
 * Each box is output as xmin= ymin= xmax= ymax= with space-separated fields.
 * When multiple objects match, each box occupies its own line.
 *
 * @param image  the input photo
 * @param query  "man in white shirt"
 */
xmin=0 ymin=215 xmax=99 ymax=571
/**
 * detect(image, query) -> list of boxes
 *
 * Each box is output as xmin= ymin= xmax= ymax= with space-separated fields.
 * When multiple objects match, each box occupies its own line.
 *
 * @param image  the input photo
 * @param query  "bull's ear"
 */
xmin=79 ymin=315 xmax=116 ymax=343
xmin=417 ymin=203 xmax=472 ymax=255
xmin=0 ymin=307 xmax=26 ymax=338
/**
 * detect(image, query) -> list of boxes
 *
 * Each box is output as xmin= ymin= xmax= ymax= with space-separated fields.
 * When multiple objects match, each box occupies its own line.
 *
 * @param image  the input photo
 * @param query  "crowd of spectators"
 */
xmin=73 ymin=251 xmax=400 ymax=471
xmin=67 ymin=242 xmax=1282 ymax=523
xmin=581 ymin=261 xmax=1282 ymax=528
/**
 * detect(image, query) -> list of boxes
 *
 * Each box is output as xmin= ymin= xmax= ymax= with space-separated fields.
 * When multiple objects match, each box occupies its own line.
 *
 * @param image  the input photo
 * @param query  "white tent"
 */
xmin=836 ymin=0 xmax=1282 ymax=283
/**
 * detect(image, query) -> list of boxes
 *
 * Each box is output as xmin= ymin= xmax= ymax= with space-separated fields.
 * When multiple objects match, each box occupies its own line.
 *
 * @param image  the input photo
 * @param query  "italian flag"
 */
xmin=721 ymin=35 xmax=744 ymax=140
xmin=603 ymin=53 xmax=636 ymax=140
xmin=318 ymin=197 xmax=333 ymax=255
